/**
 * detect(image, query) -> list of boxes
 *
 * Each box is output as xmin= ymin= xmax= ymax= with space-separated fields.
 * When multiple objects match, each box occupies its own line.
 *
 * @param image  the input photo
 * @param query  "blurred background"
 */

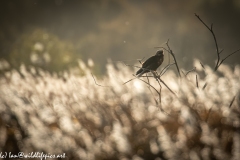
xmin=0 ymin=0 xmax=240 ymax=74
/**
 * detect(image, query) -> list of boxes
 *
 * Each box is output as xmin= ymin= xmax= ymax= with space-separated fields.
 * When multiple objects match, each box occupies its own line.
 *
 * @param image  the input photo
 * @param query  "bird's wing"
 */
xmin=142 ymin=56 xmax=158 ymax=69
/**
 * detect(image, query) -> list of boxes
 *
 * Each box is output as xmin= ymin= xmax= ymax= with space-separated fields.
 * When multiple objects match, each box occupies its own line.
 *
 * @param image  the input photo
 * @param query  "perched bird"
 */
xmin=136 ymin=50 xmax=164 ymax=77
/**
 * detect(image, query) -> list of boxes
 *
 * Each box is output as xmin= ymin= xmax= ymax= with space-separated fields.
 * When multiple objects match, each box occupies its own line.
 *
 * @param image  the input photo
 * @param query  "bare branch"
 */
xmin=181 ymin=67 xmax=196 ymax=77
xmin=154 ymin=46 xmax=170 ymax=53
xmin=195 ymin=14 xmax=240 ymax=71
xmin=150 ymin=71 xmax=177 ymax=97
xmin=146 ymin=73 xmax=158 ymax=103
xmin=146 ymin=73 xmax=164 ymax=111
xmin=148 ymin=73 xmax=170 ymax=113
xmin=166 ymin=39 xmax=181 ymax=77
xmin=158 ymin=80 xmax=162 ymax=104
xmin=134 ymin=75 xmax=160 ymax=96
xmin=159 ymin=78 xmax=177 ymax=97
xmin=159 ymin=63 xmax=175 ymax=77
xmin=217 ymin=49 xmax=240 ymax=69
xmin=152 ymin=72 xmax=162 ymax=103
xmin=195 ymin=13 xmax=220 ymax=71
xmin=155 ymin=42 xmax=180 ymax=77
xmin=129 ymin=70 xmax=177 ymax=112
xmin=186 ymin=67 xmax=196 ymax=76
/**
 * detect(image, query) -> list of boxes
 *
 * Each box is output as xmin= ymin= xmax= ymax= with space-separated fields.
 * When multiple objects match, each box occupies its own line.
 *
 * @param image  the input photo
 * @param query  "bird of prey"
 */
xmin=136 ymin=50 xmax=164 ymax=77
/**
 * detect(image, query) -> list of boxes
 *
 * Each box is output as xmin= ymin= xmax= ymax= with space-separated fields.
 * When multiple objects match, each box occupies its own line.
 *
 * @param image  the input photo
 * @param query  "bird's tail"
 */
xmin=136 ymin=68 xmax=142 ymax=75
xmin=136 ymin=70 xmax=145 ymax=78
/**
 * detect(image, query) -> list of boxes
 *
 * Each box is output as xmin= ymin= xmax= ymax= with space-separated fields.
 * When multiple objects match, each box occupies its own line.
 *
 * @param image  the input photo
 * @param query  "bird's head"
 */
xmin=155 ymin=50 xmax=164 ymax=56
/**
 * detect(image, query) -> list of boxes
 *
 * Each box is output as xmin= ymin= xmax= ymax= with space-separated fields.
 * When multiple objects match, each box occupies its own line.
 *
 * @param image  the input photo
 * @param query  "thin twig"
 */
xmin=120 ymin=61 xmax=142 ymax=69
xmin=166 ymin=39 xmax=181 ymax=77
xmin=181 ymin=70 xmax=186 ymax=77
xmin=155 ymin=44 xmax=178 ymax=77
xmin=217 ymin=49 xmax=240 ymax=69
xmin=148 ymin=72 xmax=167 ymax=112
xmin=199 ymin=61 xmax=205 ymax=70
xmin=195 ymin=13 xmax=220 ymax=71
xmin=152 ymin=72 xmax=162 ymax=103
xmin=156 ymin=78 xmax=164 ymax=111
xmin=91 ymin=73 xmax=111 ymax=87
xmin=154 ymin=46 xmax=169 ymax=53
xmin=229 ymin=96 xmax=236 ymax=108
xmin=123 ymin=77 xmax=137 ymax=85
xmin=196 ymin=75 xmax=199 ymax=88
xmin=159 ymin=63 xmax=175 ymax=77
xmin=124 ymin=46 xmax=177 ymax=112
xmin=160 ymin=78 xmax=177 ymax=97
xmin=185 ymin=67 xmax=196 ymax=76
xmin=202 ymin=82 xmax=208 ymax=90
xmin=133 ymin=71 xmax=176 ymax=112
xmin=150 ymin=72 xmax=178 ymax=97
xmin=168 ymin=48 xmax=171 ymax=64
xmin=134 ymin=75 xmax=160 ymax=96
xmin=219 ymin=49 xmax=224 ymax=54
xmin=158 ymin=81 xmax=162 ymax=104
xmin=146 ymin=73 xmax=161 ymax=107
xmin=138 ymin=57 xmax=145 ymax=64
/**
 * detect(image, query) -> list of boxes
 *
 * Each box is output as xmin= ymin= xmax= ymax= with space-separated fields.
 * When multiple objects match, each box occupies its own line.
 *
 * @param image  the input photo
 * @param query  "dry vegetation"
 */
xmin=0 ymin=58 xmax=239 ymax=160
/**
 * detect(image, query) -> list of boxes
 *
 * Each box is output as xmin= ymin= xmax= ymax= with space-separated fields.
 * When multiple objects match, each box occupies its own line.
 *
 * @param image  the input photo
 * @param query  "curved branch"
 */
xmin=217 ymin=49 xmax=240 ymax=69
xmin=166 ymin=39 xmax=181 ymax=77
xmin=195 ymin=13 xmax=220 ymax=71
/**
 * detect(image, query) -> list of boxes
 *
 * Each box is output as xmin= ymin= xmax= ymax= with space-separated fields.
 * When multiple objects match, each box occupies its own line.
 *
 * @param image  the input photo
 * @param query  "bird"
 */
xmin=136 ymin=50 xmax=164 ymax=77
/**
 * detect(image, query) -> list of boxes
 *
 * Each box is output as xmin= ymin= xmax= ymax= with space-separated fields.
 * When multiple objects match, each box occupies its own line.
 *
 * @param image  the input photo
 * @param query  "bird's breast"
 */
xmin=157 ymin=58 xmax=163 ymax=65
